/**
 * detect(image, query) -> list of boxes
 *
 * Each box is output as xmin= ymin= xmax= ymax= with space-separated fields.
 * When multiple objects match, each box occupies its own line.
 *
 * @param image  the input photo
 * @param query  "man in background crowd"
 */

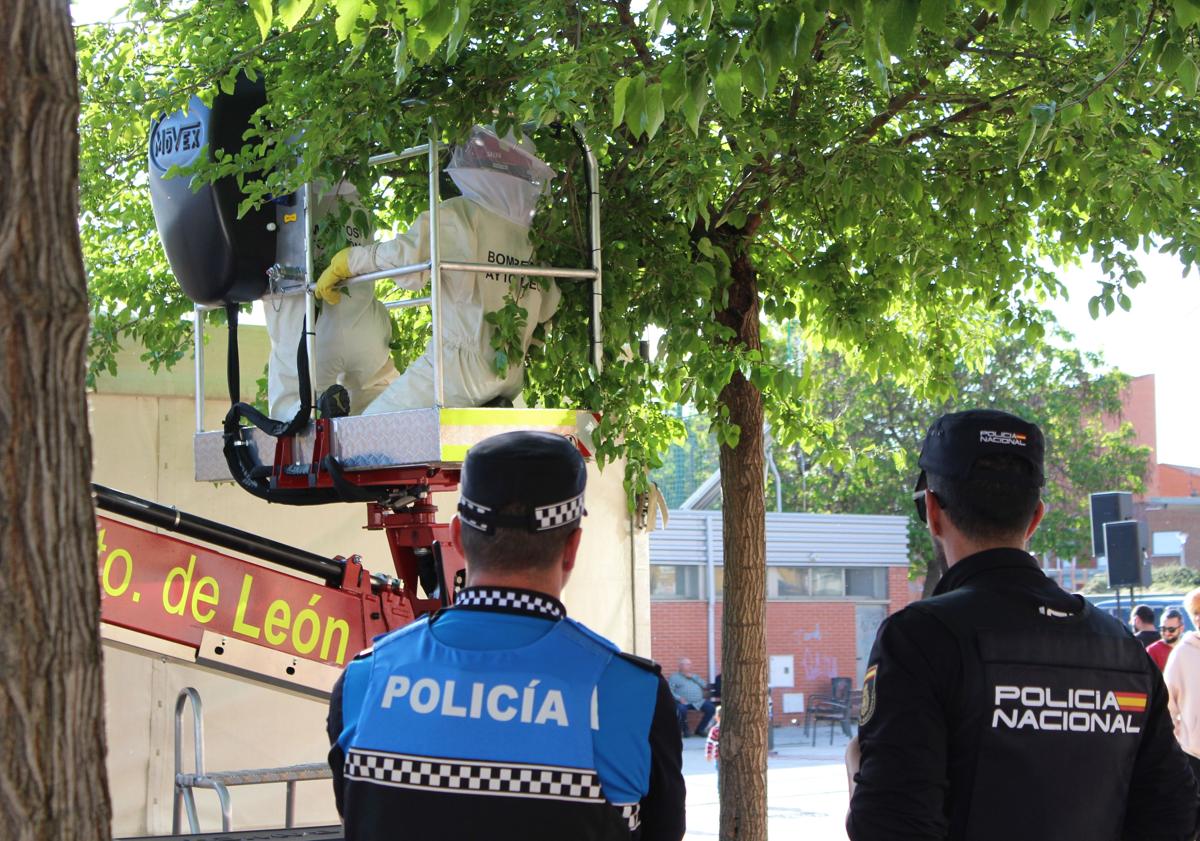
xmin=1131 ymin=603 xmax=1161 ymax=647
xmin=668 ymin=658 xmax=716 ymax=738
xmin=1149 ymin=608 xmax=1186 ymax=670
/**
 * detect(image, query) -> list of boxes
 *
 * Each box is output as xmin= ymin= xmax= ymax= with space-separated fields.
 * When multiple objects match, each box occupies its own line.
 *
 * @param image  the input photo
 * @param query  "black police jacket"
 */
xmin=847 ymin=548 xmax=1199 ymax=841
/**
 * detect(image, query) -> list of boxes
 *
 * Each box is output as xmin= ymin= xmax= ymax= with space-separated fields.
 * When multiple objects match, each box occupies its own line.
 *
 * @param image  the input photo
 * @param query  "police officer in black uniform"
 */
xmin=847 ymin=409 xmax=1199 ymax=841
xmin=327 ymin=431 xmax=686 ymax=841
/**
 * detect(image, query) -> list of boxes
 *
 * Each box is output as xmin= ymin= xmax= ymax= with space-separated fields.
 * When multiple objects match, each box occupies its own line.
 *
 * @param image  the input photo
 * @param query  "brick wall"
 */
xmin=1145 ymin=506 xmax=1200 ymax=567
xmin=650 ymin=565 xmax=917 ymax=717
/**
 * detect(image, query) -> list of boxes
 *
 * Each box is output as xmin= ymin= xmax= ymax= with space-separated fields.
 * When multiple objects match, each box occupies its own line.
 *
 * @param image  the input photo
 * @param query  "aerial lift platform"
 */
xmin=99 ymin=79 xmax=635 ymax=838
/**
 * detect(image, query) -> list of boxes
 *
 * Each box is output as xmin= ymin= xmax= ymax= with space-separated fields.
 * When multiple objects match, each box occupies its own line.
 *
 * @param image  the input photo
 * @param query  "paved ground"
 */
xmin=681 ymin=726 xmax=853 ymax=839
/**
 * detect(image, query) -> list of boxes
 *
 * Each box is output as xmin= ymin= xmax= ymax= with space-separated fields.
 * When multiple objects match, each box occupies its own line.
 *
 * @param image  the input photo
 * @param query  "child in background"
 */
xmin=706 ymin=706 xmax=721 ymax=797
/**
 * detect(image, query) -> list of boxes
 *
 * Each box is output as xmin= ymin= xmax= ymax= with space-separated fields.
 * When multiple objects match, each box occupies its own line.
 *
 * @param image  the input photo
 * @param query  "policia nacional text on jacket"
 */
xmin=847 ymin=409 xmax=1200 ymax=841
xmin=326 ymin=431 xmax=686 ymax=841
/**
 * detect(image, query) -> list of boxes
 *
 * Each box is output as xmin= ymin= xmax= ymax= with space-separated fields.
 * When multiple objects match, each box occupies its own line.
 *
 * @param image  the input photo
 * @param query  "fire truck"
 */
xmin=101 ymin=80 xmax=653 ymax=839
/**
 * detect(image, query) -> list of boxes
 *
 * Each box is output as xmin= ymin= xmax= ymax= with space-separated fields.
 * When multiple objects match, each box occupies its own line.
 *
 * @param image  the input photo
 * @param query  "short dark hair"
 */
xmin=926 ymin=454 xmax=1041 ymax=541
xmin=459 ymin=502 xmax=578 ymax=573
xmin=1132 ymin=604 xmax=1156 ymax=625
xmin=1163 ymin=608 xmax=1185 ymax=624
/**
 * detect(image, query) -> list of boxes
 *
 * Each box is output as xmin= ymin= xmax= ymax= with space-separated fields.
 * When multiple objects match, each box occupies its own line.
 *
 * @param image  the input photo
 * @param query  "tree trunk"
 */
xmin=715 ymin=235 xmax=767 ymax=840
xmin=0 ymin=2 xmax=111 ymax=839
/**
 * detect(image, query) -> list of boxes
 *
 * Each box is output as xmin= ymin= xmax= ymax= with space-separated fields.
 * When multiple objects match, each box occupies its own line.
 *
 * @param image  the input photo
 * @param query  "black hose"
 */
xmin=92 ymin=483 xmax=343 ymax=584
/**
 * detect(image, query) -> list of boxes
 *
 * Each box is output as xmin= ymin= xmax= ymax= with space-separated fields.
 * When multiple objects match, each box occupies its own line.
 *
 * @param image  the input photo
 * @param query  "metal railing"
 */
xmin=193 ymin=123 xmax=603 ymax=433
xmin=173 ymin=687 xmax=332 ymax=834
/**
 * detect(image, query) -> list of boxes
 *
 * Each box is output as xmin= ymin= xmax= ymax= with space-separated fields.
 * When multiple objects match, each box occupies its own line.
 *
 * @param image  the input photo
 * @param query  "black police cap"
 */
xmin=458 ymin=431 xmax=587 ymax=534
xmin=918 ymin=409 xmax=1045 ymax=488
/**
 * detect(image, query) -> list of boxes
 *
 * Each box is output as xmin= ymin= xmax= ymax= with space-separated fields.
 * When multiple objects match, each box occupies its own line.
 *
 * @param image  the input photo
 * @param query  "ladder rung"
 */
xmin=179 ymin=762 xmax=332 ymax=787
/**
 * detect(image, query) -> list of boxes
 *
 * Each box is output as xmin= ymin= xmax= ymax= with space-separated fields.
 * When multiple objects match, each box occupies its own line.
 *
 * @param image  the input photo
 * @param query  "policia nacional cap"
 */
xmin=917 ymin=409 xmax=1046 ymax=488
xmin=457 ymin=431 xmax=587 ymax=534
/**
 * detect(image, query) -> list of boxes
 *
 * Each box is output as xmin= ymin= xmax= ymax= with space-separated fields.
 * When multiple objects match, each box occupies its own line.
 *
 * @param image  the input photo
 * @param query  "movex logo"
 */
xmin=979 ymin=430 xmax=1028 ymax=447
xmin=992 ymin=685 xmax=1146 ymax=734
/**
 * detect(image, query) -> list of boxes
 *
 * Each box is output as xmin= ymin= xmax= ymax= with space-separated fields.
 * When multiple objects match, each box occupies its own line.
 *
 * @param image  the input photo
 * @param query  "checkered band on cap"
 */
xmin=458 ymin=496 xmax=493 ymax=533
xmin=454 ymin=587 xmax=565 ymax=620
xmin=533 ymin=493 xmax=585 ymax=531
xmin=345 ymin=749 xmax=605 ymax=804
xmin=457 ymin=492 xmax=585 ymax=534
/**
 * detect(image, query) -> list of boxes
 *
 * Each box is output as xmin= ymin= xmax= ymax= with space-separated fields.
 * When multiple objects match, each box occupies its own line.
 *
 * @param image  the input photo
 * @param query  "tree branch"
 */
xmin=897 ymin=83 xmax=1030 ymax=146
xmin=606 ymin=0 xmax=655 ymax=68
xmin=1062 ymin=0 xmax=1158 ymax=109
xmin=853 ymin=10 xmax=995 ymax=145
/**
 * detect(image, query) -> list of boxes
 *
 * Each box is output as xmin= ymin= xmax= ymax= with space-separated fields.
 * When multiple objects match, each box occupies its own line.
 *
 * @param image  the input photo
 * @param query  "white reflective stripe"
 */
xmin=590 ymin=686 xmax=599 ymax=731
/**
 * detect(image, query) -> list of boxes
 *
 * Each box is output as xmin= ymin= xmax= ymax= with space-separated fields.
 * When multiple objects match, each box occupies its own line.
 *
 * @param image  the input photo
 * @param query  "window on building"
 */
xmin=649 ymin=563 xmax=890 ymax=600
xmin=811 ymin=567 xmax=844 ymax=597
xmin=650 ymin=565 xmax=704 ymax=599
xmin=846 ymin=567 xmax=888 ymax=600
xmin=768 ymin=567 xmax=811 ymax=598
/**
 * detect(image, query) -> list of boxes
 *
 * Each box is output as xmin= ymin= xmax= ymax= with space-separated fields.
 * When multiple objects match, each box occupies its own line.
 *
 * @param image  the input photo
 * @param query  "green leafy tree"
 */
xmin=78 ymin=2 xmax=1200 ymax=835
xmin=775 ymin=326 xmax=1151 ymax=595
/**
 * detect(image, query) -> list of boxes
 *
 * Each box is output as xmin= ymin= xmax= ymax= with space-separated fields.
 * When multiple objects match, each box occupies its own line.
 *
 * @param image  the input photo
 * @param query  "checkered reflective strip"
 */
xmin=455 ymin=587 xmax=564 ymax=619
xmin=534 ymin=493 xmax=585 ymax=531
xmin=458 ymin=496 xmax=493 ymax=532
xmin=620 ymin=803 xmax=641 ymax=831
xmin=345 ymin=749 xmax=604 ymax=803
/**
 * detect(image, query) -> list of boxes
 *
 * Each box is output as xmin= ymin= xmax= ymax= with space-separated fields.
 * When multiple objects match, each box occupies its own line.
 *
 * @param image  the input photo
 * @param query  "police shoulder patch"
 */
xmin=859 ymin=664 xmax=878 ymax=726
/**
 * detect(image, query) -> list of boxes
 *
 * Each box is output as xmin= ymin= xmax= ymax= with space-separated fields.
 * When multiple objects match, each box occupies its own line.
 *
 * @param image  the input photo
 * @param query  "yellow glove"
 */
xmin=315 ymin=248 xmax=353 ymax=305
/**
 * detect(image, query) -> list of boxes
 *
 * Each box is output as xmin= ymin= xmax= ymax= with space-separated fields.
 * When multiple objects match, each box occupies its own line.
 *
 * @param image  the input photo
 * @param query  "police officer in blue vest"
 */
xmin=846 ymin=409 xmax=1199 ymax=841
xmin=327 ymin=431 xmax=686 ymax=841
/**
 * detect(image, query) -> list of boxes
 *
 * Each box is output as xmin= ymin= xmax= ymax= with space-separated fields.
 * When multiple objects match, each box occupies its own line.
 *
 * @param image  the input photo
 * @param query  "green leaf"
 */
xmin=882 ymin=0 xmax=919 ymax=57
xmin=1178 ymin=57 xmax=1198 ymax=97
xmin=612 ymin=76 xmax=632 ymax=130
xmin=919 ymin=0 xmax=949 ymax=33
xmin=335 ymin=0 xmax=364 ymax=41
xmin=864 ymin=33 xmax=890 ymax=95
xmin=1161 ymin=42 xmax=1185 ymax=74
xmin=717 ymin=0 xmax=736 ymax=18
xmin=683 ymin=68 xmax=709 ymax=135
xmin=661 ymin=60 xmax=688 ymax=111
xmin=1016 ymin=119 xmax=1035 ymax=166
xmin=1175 ymin=0 xmax=1200 ymax=30
xmin=278 ymin=0 xmax=313 ymax=30
xmin=1028 ymin=0 xmax=1054 ymax=31
xmin=714 ymin=67 xmax=742 ymax=117
xmin=249 ymin=0 xmax=273 ymax=39
xmin=445 ymin=0 xmax=472 ymax=60
xmin=645 ymin=83 xmax=666 ymax=139
xmin=420 ymin=0 xmax=457 ymax=50
xmin=624 ymin=74 xmax=648 ymax=137
xmin=742 ymin=55 xmax=766 ymax=99
xmin=764 ymin=6 xmax=800 ymax=68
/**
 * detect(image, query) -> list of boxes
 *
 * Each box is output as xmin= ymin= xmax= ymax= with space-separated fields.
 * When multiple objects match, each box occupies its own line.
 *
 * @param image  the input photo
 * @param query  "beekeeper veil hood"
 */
xmin=447 ymin=125 xmax=554 ymax=227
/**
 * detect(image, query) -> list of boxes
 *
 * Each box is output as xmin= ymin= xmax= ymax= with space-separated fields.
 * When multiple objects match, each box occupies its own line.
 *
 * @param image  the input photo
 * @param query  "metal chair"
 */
xmin=805 ymin=676 xmax=855 ymax=745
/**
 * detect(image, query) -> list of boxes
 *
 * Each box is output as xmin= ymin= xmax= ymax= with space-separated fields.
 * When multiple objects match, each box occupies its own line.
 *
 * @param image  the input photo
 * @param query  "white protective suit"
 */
xmin=263 ymin=183 xmax=397 ymax=417
xmin=345 ymin=127 xmax=561 ymax=414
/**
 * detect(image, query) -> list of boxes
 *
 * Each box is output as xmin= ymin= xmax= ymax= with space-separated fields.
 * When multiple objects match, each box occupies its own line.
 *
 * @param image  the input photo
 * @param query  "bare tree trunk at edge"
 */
xmin=0 ymin=2 xmax=111 ymax=839
xmin=715 ymin=233 xmax=768 ymax=841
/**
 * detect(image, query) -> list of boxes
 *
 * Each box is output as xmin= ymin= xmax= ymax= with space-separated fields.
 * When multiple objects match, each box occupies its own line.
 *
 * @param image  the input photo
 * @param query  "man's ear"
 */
xmin=561 ymin=527 xmax=583 ymax=575
xmin=1024 ymin=499 xmax=1046 ymax=543
xmin=925 ymin=489 xmax=946 ymax=538
xmin=451 ymin=514 xmax=463 ymax=545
